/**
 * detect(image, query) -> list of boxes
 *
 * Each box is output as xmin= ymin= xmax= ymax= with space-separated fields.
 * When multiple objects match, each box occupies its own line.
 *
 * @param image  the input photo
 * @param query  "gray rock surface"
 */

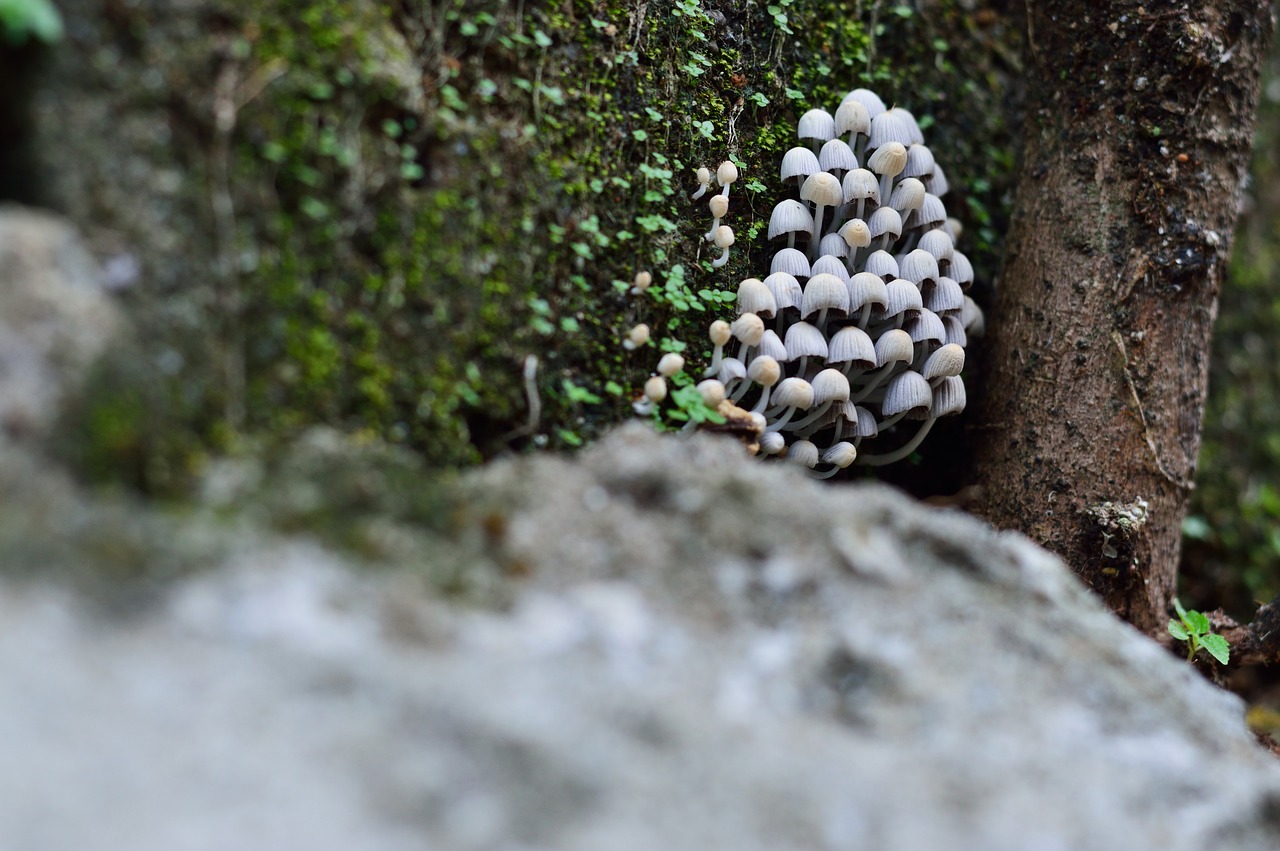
xmin=0 ymin=206 xmax=120 ymax=444
xmin=4 ymin=425 xmax=1280 ymax=850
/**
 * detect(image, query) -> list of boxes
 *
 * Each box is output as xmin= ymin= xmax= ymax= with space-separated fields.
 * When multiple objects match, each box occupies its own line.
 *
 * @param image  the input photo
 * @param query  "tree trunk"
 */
xmin=970 ymin=1 xmax=1273 ymax=636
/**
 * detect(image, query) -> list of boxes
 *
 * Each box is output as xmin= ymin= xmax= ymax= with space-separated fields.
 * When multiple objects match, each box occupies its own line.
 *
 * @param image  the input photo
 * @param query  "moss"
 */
xmin=35 ymin=0 xmax=1020 ymax=492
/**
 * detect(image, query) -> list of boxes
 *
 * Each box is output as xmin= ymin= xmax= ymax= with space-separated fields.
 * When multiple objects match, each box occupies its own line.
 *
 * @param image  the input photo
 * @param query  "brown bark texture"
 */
xmin=970 ymin=1 xmax=1273 ymax=636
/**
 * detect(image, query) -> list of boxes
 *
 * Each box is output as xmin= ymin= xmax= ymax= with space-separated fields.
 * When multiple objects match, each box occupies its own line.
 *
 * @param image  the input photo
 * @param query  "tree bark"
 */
xmin=970 ymin=1 xmax=1273 ymax=636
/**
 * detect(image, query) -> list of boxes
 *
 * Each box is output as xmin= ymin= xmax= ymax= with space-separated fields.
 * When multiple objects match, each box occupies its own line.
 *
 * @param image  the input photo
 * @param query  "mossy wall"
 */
xmin=24 ymin=0 xmax=1021 ymax=491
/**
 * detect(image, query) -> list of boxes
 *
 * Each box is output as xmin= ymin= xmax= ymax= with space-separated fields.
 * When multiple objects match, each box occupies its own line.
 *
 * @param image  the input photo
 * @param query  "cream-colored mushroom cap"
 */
xmin=839 ymin=218 xmax=871 ymax=250
xmin=823 ymin=441 xmax=858 ymax=469
xmin=708 ymin=194 xmax=729 ymax=218
xmin=773 ymin=377 xmax=815 ymax=410
xmin=810 ymin=368 xmax=851 ymax=404
xmin=736 ymin=277 xmax=776 ymax=317
xmin=874 ymin=328 xmax=914 ymax=367
xmin=716 ymin=160 xmax=739 ymax=185
xmin=657 ymin=352 xmax=685 ymax=377
xmin=800 ymin=171 xmax=844 ymax=208
xmin=867 ymin=141 xmax=907 ymax=178
xmin=644 ymin=375 xmax=667 ymax=403
xmin=709 ymin=319 xmax=732 ymax=346
xmin=697 ymin=379 xmax=726 ymax=407
xmin=730 ymin=312 xmax=765 ymax=346
xmin=713 ymin=225 xmax=735 ymax=249
xmin=747 ymin=355 xmax=782 ymax=387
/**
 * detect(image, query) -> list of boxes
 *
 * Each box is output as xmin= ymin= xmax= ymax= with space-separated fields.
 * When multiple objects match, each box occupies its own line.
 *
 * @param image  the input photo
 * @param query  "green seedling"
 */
xmin=1168 ymin=598 xmax=1230 ymax=665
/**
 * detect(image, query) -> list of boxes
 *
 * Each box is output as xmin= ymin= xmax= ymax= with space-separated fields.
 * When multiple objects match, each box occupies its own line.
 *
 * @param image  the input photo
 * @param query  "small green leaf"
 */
xmin=1200 ymin=634 xmax=1230 ymax=665
xmin=1185 ymin=609 xmax=1211 ymax=635
xmin=1168 ymin=620 xmax=1190 ymax=641
xmin=1173 ymin=598 xmax=1188 ymax=620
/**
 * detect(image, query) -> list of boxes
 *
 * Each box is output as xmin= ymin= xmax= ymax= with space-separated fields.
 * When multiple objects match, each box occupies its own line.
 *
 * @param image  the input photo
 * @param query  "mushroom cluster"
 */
xmin=699 ymin=88 xmax=984 ymax=476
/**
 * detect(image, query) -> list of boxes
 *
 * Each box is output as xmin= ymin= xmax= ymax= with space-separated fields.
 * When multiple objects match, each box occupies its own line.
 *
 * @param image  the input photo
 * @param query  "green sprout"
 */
xmin=1168 ymin=598 xmax=1230 ymax=666
xmin=0 ymin=0 xmax=63 ymax=44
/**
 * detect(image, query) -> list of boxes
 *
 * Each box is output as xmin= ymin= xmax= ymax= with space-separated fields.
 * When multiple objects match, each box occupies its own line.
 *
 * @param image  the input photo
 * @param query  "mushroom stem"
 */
xmin=782 ymin=400 xmax=834 ymax=432
xmin=849 ymin=362 xmax=901 ymax=403
xmin=750 ymin=385 xmax=773 ymax=415
xmin=858 ymin=417 xmax=936 ymax=466
xmin=807 ymin=203 xmax=829 ymax=259
xmin=705 ymin=218 xmax=722 ymax=242
xmin=712 ymin=246 xmax=731 ymax=268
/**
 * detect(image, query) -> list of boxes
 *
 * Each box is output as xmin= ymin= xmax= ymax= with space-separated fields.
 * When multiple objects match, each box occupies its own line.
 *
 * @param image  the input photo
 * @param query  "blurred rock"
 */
xmin=0 ymin=206 xmax=120 ymax=444
xmin=2 ymin=425 xmax=1279 ymax=850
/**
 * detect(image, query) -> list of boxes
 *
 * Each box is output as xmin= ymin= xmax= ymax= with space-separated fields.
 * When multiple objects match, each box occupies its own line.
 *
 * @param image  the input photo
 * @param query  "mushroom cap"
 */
xmin=950 ymin=251 xmax=975 ymax=287
xmin=926 ymin=276 xmax=965 ymax=315
xmin=819 ymin=138 xmax=858 ymax=173
xmin=881 ymin=370 xmax=933 ymax=419
xmin=783 ymin=321 xmax=829 ymax=361
xmin=634 ymin=271 xmax=653 ymax=291
xmin=907 ymin=308 xmax=946 ymax=346
xmin=758 ymin=329 xmax=789 ymax=362
xmin=747 ymin=354 xmax=782 ymax=387
xmin=811 ymin=254 xmax=850 ymax=284
xmin=903 ymin=144 xmax=936 ymax=179
xmin=818 ymin=233 xmax=850 ymax=260
xmin=932 ymin=375 xmax=967 ymax=417
xmin=921 ymin=343 xmax=966 ymax=380
xmin=874 ymin=328 xmax=914 ymax=367
xmin=822 ymin=441 xmax=858 ymax=469
xmin=840 ymin=88 xmax=887 ymax=118
xmin=942 ymin=314 xmax=967 ymax=348
xmin=827 ymin=326 xmax=876 ymax=369
xmin=717 ymin=357 xmax=747 ymax=383
xmin=801 ymin=272 xmax=850 ymax=320
xmin=853 ymin=403 xmax=879 ymax=437
xmin=882 ymin=278 xmax=924 ymax=319
xmin=770 ymin=248 xmax=811 ymax=279
xmin=863 ymin=250 xmax=899 ymax=281
xmin=914 ymin=193 xmax=947 ymax=228
xmin=868 ymin=205 xmax=903 ymax=242
xmin=800 ymin=171 xmax=844 ymax=208
xmin=717 ymin=160 xmax=739 ymax=185
xmin=709 ymin=319 xmax=732 ymax=346
xmin=644 ymin=375 xmax=668 ymax=403
xmin=961 ymin=297 xmax=985 ymax=337
xmin=918 ymin=228 xmax=955 ymax=263
xmin=835 ymin=98 xmax=871 ymax=138
xmin=839 ymin=218 xmax=871 ymax=250
xmin=901 ymin=249 xmax=940 ymax=287
xmin=697 ymin=378 xmax=726 ymax=407
xmin=773 ymin=376 xmax=816 ymax=410
xmin=730 ymin=312 xmax=765 ymax=346
xmin=797 ymin=108 xmax=836 ymax=144
xmin=868 ymin=111 xmax=915 ymax=150
xmin=759 ymin=430 xmax=786 ymax=455
xmin=848 ymin=272 xmax=889 ymax=311
xmin=887 ymin=107 xmax=925 ymax=145
xmin=737 ymin=277 xmax=777 ymax=318
xmin=867 ymin=142 xmax=907 ymax=178
xmin=780 ymin=147 xmax=822 ymax=185
xmin=768 ymin=199 xmax=815 ymax=241
xmin=810 ymin=368 xmax=851 ymax=404
xmin=763 ymin=272 xmax=803 ymax=310
xmin=928 ymin=164 xmax=950 ymax=197
xmin=695 ymin=166 xmax=711 ymax=184
xmin=657 ymin=352 xmax=685 ymax=377
xmin=889 ymin=177 xmax=926 ymax=214
xmin=787 ymin=438 xmax=820 ymax=468
xmin=708 ymin=194 xmax=730 ymax=218
xmin=842 ymin=168 xmax=880 ymax=204
xmin=713 ymin=225 xmax=735 ymax=249
xmin=626 ymin=323 xmax=650 ymax=349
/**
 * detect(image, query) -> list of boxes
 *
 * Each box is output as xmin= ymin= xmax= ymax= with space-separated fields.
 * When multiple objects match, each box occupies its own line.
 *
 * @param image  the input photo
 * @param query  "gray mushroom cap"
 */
xmin=913 ymin=193 xmax=947 ymax=229
xmin=841 ymin=88 xmax=887 ymax=118
xmin=827 ymin=326 xmax=876 ymax=369
xmin=717 ymin=356 xmax=747 ymax=384
xmin=918 ymin=228 xmax=955 ymax=264
xmin=903 ymin=144 xmax=936 ymax=179
xmin=873 ymin=328 xmax=914 ymax=367
xmin=920 ymin=343 xmax=966 ymax=380
xmin=797 ymin=109 xmax=836 ymax=146
xmin=801 ymin=272 xmax=850 ymax=320
xmin=835 ymin=98 xmax=871 ymax=142
xmin=907 ymin=308 xmax=946 ymax=346
xmin=787 ymin=438 xmax=820 ymax=468
xmin=950 ymin=251 xmax=975 ymax=287
xmin=868 ymin=112 xmax=915 ymax=150
xmin=757 ymin=329 xmax=789 ymax=362
xmin=780 ymin=147 xmax=822 ymax=186
xmin=848 ymin=272 xmax=889 ymax=311
xmin=925 ymin=276 xmax=965 ymax=315
xmin=770 ymin=248 xmax=811 ymax=279
xmin=773 ymin=376 xmax=815 ymax=410
xmin=817 ymin=234 xmax=849 ymax=260
xmin=881 ymin=370 xmax=933 ymax=419
xmin=842 ymin=168 xmax=880 ymax=205
xmin=819 ymin=138 xmax=858 ymax=174
xmin=737 ymin=277 xmax=777 ymax=318
xmin=768 ymin=199 xmax=815 ymax=241
xmin=763 ymin=271 xmax=803 ymax=311
xmin=811 ymin=255 xmax=850 ymax=283
xmin=932 ymin=375 xmax=967 ymax=417
xmin=942 ymin=315 xmax=967 ymax=348
xmin=783 ymin=321 xmax=829 ymax=361
xmin=887 ymin=107 xmax=925 ymax=145
xmin=900 ymin=249 xmax=940 ymax=288
xmin=810 ymin=368 xmax=852 ymax=404
xmin=928 ymin=163 xmax=949 ymax=197
xmin=960 ymin=295 xmax=985 ymax=336
xmin=863 ymin=250 xmax=899 ymax=281
xmin=882 ymin=278 xmax=923 ymax=319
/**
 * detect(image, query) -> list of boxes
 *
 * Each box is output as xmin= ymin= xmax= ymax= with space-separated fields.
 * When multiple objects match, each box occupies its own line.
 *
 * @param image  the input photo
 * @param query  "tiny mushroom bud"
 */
xmin=787 ymin=439 xmax=820 ymax=468
xmin=759 ymin=430 xmax=786 ymax=456
xmin=711 ymin=225 xmax=735 ymax=268
xmin=704 ymin=318 xmax=732 ymax=377
xmin=920 ymin=343 xmax=965 ymax=383
xmin=766 ymin=377 xmax=815 ymax=432
xmin=747 ymin=355 xmax=783 ymax=414
xmin=716 ymin=160 xmax=739 ymax=198
xmin=705 ymin=193 xmax=730 ymax=241
xmin=697 ymin=378 xmax=726 ymax=407
xmin=623 ymin=323 xmax=650 ymax=351
xmin=730 ymin=312 xmax=765 ymax=347
xmin=631 ymin=270 xmax=653 ymax=294
xmin=813 ymin=441 xmax=857 ymax=478
xmin=691 ymin=166 xmax=712 ymax=200
xmin=644 ymin=375 xmax=668 ymax=403
xmin=657 ymin=352 xmax=685 ymax=377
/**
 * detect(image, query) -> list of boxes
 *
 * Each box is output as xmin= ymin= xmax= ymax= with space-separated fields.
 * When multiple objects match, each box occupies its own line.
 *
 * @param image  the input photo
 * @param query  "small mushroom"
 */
xmin=848 ymin=271 xmax=888 ymax=328
xmin=623 ymin=323 xmax=650 ymax=351
xmin=716 ymin=160 xmax=739 ymax=198
xmin=801 ymin=272 xmax=850 ymax=328
xmin=768 ymin=199 xmax=815 ymax=250
xmin=960 ymin=296 xmax=985 ymax=336
xmin=867 ymin=205 xmax=903 ymax=252
xmin=818 ymin=138 xmax=858 ymax=178
xmin=867 ymin=142 xmax=907 ymax=203
xmin=747 ymin=355 xmax=783 ymax=414
xmin=840 ymin=88 xmax=887 ymax=119
xmin=737 ymin=277 xmax=777 ymax=318
xmin=812 ymin=441 xmax=858 ymax=479
xmin=842 ymin=168 xmax=880 ymax=221
xmin=950 ymin=251 xmax=975 ymax=289
xmin=827 ymin=325 xmax=877 ymax=374
xmin=643 ymin=375 xmax=667 ymax=404
xmin=887 ymin=107 xmax=925 ymax=145
xmin=780 ymin=147 xmax=822 ymax=188
xmin=797 ymin=108 xmax=836 ymax=151
xmin=770 ymin=247 xmax=811 ymax=279
xmin=799 ymin=171 xmax=844 ymax=256
xmin=705 ymin=194 xmax=730 ymax=241
xmin=863 ymin=250 xmax=899 ymax=282
xmin=697 ymin=379 xmax=726 ymax=408
xmin=783 ymin=368 xmax=850 ymax=432
xmin=817 ymin=235 xmax=850 ymax=264
xmin=903 ymin=144 xmax=936 ymax=181
xmin=783 ymin=321 xmax=829 ymax=373
xmin=757 ymin=328 xmax=788 ymax=362
xmin=765 ymin=377 xmax=815 ymax=432
xmin=786 ymin=438 xmax=820 ymax=469
xmin=889 ymin=177 xmax=926 ymax=217
xmin=759 ymin=430 xmax=786 ymax=456
xmin=763 ymin=271 xmax=803 ymax=316
xmin=835 ymin=98 xmax=871 ymax=148
xmin=711 ymin=225 xmax=735 ymax=268
xmin=630 ymin=270 xmax=653 ymax=294
xmin=657 ymin=352 xmax=685 ymax=377
xmin=869 ymin=110 xmax=916 ymax=150
xmin=920 ymin=343 xmax=965 ymax=384
xmin=925 ymin=276 xmax=964 ymax=315
xmin=704 ymin=319 xmax=732 ymax=377
xmin=691 ymin=166 xmax=712 ymax=200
